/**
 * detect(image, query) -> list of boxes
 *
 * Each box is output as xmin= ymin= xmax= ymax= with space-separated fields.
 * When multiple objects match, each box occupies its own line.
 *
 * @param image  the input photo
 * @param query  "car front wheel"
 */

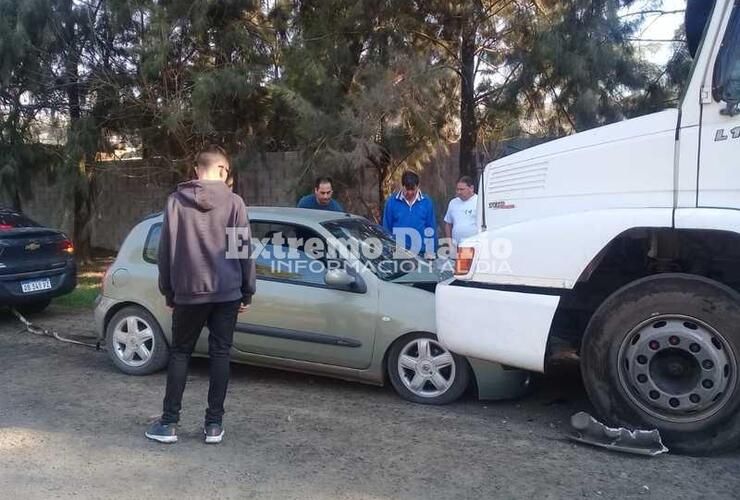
xmin=106 ymin=306 xmax=169 ymax=375
xmin=387 ymin=332 xmax=470 ymax=405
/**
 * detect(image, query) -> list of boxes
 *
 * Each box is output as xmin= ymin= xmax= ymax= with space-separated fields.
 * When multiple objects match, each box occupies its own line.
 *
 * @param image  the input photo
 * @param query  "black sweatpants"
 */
xmin=160 ymin=300 xmax=241 ymax=425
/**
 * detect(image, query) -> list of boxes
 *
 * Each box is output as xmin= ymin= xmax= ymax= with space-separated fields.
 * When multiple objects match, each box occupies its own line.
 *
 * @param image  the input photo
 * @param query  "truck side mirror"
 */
xmin=686 ymin=0 xmax=715 ymax=59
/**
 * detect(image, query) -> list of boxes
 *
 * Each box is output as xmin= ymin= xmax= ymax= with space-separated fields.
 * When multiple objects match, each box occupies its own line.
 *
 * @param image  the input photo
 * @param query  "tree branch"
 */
xmin=620 ymin=9 xmax=685 ymax=18
xmin=411 ymin=30 xmax=460 ymax=63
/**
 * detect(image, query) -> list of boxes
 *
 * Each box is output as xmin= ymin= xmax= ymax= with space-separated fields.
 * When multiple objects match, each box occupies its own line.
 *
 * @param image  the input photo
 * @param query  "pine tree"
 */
xmin=0 ymin=0 xmax=58 ymax=210
xmin=274 ymin=0 xmax=459 ymax=215
xmin=493 ymin=0 xmax=676 ymax=137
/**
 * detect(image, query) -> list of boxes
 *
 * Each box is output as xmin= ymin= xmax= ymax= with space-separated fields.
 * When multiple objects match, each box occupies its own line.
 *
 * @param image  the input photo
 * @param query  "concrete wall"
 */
xmin=14 ymin=172 xmax=75 ymax=238
xmin=91 ymin=160 xmax=181 ymax=250
xmin=238 ymin=151 xmax=304 ymax=207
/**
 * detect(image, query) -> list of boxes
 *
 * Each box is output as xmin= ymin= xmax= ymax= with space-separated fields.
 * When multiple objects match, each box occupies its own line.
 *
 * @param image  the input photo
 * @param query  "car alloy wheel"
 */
xmin=397 ymin=337 xmax=457 ymax=398
xmin=112 ymin=314 xmax=156 ymax=367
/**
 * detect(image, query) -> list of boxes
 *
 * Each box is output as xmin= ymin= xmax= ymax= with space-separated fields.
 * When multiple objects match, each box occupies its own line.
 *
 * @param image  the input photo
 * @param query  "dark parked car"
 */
xmin=0 ymin=208 xmax=76 ymax=313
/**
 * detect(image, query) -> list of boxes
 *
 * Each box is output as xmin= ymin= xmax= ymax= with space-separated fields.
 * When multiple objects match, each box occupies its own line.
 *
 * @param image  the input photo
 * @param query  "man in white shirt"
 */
xmin=443 ymin=176 xmax=478 ymax=250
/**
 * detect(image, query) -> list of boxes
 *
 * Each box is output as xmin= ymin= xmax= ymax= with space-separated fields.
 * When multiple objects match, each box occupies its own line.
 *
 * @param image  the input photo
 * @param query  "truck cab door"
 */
xmin=699 ymin=1 xmax=740 ymax=209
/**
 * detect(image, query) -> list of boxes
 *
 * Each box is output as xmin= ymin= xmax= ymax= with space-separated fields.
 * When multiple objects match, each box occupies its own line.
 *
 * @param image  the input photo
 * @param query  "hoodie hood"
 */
xmin=176 ymin=179 xmax=232 ymax=212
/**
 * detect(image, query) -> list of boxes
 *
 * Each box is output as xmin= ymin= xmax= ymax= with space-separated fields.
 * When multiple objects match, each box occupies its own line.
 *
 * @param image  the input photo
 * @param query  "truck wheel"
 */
xmin=581 ymin=273 xmax=740 ymax=455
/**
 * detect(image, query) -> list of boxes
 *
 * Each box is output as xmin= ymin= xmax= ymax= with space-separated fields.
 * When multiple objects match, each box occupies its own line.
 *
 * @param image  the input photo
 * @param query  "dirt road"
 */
xmin=1 ymin=307 xmax=737 ymax=499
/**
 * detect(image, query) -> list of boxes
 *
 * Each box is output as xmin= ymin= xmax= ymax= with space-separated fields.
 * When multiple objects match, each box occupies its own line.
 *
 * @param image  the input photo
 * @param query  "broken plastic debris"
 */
xmin=569 ymin=412 xmax=668 ymax=456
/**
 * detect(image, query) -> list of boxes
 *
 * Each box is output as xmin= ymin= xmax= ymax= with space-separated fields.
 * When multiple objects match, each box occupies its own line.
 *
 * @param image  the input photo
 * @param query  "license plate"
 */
xmin=21 ymin=278 xmax=52 ymax=293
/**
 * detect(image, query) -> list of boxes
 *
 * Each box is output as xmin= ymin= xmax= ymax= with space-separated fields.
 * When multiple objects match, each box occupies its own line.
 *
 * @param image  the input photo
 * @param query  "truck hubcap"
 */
xmin=618 ymin=315 xmax=737 ymax=423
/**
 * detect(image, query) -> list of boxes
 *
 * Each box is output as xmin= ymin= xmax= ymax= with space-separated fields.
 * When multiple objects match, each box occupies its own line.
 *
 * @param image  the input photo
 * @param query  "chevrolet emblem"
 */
xmin=25 ymin=242 xmax=41 ymax=251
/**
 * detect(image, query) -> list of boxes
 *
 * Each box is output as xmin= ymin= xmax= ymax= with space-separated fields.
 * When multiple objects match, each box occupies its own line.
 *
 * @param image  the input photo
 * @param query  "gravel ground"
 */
xmin=0 ymin=306 xmax=738 ymax=500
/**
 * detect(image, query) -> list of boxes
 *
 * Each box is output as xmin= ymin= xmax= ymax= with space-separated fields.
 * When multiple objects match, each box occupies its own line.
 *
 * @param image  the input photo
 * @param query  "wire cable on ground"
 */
xmin=11 ymin=308 xmax=104 ymax=350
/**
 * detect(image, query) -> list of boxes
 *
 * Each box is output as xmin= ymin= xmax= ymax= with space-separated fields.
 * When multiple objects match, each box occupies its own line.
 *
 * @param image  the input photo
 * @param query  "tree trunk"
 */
xmin=11 ymin=189 xmax=22 ymax=213
xmin=61 ymin=0 xmax=93 ymax=263
xmin=459 ymin=21 xmax=477 ymax=179
xmin=73 ymin=164 xmax=96 ymax=263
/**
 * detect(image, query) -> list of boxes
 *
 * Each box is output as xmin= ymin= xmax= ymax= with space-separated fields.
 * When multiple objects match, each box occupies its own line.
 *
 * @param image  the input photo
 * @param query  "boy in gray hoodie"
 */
xmin=146 ymin=145 xmax=256 ymax=444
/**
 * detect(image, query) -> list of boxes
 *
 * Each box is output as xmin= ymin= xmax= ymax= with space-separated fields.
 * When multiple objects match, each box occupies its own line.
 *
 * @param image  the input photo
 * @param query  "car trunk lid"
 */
xmin=0 ymin=228 xmax=72 ymax=275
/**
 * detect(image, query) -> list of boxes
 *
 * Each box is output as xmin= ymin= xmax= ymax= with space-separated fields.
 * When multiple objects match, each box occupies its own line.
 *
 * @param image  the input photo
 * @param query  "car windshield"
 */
xmin=322 ymin=218 xmax=424 ymax=281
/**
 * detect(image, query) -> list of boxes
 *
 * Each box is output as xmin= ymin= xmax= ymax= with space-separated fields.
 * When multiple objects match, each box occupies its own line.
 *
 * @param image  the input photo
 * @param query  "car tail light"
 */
xmin=0 ymin=224 xmax=12 ymax=230
xmin=454 ymin=247 xmax=475 ymax=276
xmin=58 ymin=239 xmax=75 ymax=254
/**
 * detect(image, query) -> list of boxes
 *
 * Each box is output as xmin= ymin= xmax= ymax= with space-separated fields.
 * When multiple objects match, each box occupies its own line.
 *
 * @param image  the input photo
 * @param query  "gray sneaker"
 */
xmin=204 ymin=423 xmax=224 ymax=444
xmin=145 ymin=420 xmax=178 ymax=444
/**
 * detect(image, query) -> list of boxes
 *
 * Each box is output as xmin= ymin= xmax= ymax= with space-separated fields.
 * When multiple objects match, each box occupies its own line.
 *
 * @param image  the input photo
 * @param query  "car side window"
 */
xmin=143 ymin=219 xmax=331 ymax=286
xmin=256 ymin=244 xmax=327 ymax=285
xmin=143 ymin=223 xmax=162 ymax=264
xmin=252 ymin=220 xmax=328 ymax=286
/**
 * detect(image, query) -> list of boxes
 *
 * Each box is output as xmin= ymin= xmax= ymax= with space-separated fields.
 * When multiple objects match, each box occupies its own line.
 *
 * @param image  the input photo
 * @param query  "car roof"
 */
xmin=249 ymin=206 xmax=362 ymax=224
xmin=142 ymin=206 xmax=365 ymax=226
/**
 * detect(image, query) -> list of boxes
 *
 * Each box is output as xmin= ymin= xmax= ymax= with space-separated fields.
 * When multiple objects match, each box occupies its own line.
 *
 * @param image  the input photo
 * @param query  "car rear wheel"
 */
xmin=581 ymin=274 xmax=740 ymax=455
xmin=106 ymin=306 xmax=169 ymax=375
xmin=387 ymin=332 xmax=470 ymax=405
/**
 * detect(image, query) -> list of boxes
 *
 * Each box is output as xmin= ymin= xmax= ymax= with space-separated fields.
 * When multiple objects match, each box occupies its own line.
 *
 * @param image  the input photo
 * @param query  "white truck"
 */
xmin=436 ymin=0 xmax=740 ymax=455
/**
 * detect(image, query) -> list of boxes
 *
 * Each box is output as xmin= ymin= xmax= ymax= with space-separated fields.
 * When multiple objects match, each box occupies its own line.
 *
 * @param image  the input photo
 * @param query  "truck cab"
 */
xmin=436 ymin=0 xmax=740 ymax=455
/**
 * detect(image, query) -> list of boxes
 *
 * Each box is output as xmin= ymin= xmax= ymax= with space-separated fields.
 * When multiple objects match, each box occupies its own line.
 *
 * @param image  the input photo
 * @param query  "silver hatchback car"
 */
xmin=95 ymin=207 xmax=530 ymax=404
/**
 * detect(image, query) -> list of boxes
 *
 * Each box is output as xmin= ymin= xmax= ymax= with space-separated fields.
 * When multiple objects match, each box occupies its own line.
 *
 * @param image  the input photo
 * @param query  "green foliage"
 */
xmin=274 ymin=0 xmax=461 ymax=196
xmin=130 ymin=0 xmax=276 ymax=159
xmin=0 ymin=0 xmax=57 ymax=207
xmin=0 ymin=0 xmax=693 ymax=211
xmin=495 ymin=0 xmax=686 ymax=136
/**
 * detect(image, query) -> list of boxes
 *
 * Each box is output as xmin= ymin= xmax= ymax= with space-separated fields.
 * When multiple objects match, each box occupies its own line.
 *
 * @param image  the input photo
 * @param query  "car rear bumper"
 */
xmin=0 ymin=260 xmax=77 ymax=305
xmin=94 ymin=294 xmax=117 ymax=339
xmin=435 ymin=279 xmax=561 ymax=373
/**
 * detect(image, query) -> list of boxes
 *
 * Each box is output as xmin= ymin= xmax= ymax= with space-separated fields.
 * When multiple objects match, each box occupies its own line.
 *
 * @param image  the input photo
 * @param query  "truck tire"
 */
xmin=581 ymin=273 xmax=740 ymax=455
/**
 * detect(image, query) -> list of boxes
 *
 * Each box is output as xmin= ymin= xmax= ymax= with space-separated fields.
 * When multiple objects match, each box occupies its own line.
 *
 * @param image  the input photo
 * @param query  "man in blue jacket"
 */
xmin=382 ymin=170 xmax=437 ymax=259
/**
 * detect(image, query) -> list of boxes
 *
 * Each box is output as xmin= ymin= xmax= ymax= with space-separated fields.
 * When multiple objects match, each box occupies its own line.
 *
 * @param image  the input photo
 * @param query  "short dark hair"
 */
xmin=196 ymin=144 xmax=230 ymax=169
xmin=457 ymin=175 xmax=475 ymax=187
xmin=315 ymin=176 xmax=333 ymax=189
xmin=401 ymin=170 xmax=419 ymax=189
